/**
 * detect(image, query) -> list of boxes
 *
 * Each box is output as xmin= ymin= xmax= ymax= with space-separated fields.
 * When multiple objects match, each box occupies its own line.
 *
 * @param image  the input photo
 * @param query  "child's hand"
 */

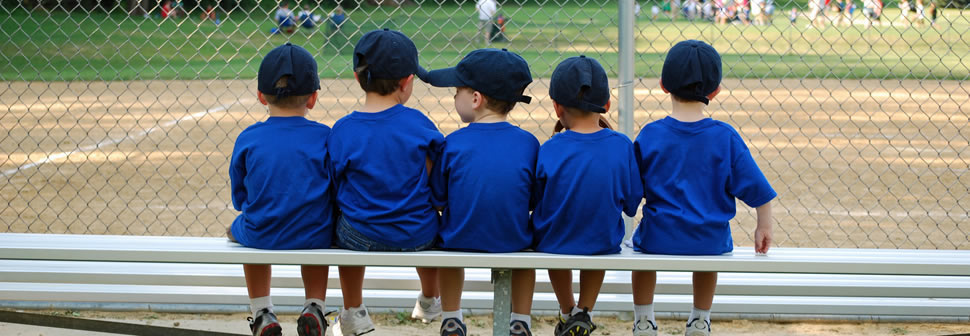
xmin=754 ymin=225 xmax=771 ymax=254
xmin=754 ymin=202 xmax=773 ymax=254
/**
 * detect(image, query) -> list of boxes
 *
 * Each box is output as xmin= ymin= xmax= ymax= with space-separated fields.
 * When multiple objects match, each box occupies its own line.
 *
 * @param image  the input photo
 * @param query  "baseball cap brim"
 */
xmin=419 ymin=67 xmax=467 ymax=88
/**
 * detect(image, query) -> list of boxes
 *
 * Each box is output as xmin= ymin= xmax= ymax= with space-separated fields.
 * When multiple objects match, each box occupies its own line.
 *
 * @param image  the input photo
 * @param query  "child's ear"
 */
xmin=707 ymin=85 xmax=721 ymax=100
xmin=552 ymin=100 xmax=565 ymax=119
xmin=659 ymin=79 xmax=669 ymax=94
xmin=399 ymin=74 xmax=414 ymax=92
xmin=472 ymin=90 xmax=484 ymax=109
xmin=603 ymin=100 xmax=611 ymax=112
xmin=306 ymin=91 xmax=318 ymax=109
xmin=257 ymin=91 xmax=268 ymax=106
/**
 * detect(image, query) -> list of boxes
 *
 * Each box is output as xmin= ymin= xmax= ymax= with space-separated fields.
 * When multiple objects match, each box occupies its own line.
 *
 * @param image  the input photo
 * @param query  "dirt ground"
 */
xmin=0 ymin=78 xmax=968 ymax=249
xmin=1 ymin=310 xmax=969 ymax=336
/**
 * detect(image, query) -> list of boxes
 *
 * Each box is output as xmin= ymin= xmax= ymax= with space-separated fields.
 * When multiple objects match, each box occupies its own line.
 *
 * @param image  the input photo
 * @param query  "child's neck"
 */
xmin=359 ymin=92 xmax=404 ymax=113
xmin=470 ymin=108 xmax=507 ymax=123
xmin=669 ymin=99 xmax=707 ymax=122
xmin=268 ymin=106 xmax=306 ymax=117
xmin=567 ymin=114 xmax=603 ymax=134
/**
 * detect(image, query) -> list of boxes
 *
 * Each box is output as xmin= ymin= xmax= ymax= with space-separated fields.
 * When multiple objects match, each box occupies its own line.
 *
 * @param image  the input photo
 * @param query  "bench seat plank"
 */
xmin=1 ymin=234 xmax=968 ymax=276
xmin=2 ymin=283 xmax=968 ymax=317
xmin=2 ymin=261 xmax=968 ymax=298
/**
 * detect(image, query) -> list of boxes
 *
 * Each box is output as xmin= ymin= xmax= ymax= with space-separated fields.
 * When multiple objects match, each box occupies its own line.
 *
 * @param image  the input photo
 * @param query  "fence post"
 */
xmin=618 ymin=0 xmax=637 ymax=240
xmin=618 ymin=0 xmax=635 ymax=140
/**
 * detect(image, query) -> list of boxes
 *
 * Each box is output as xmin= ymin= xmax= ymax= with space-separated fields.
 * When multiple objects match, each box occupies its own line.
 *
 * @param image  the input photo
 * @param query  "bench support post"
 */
xmin=491 ymin=268 xmax=512 ymax=336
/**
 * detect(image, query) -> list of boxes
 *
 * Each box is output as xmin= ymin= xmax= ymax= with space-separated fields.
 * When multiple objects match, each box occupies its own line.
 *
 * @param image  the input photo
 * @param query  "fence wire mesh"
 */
xmin=0 ymin=0 xmax=967 ymax=249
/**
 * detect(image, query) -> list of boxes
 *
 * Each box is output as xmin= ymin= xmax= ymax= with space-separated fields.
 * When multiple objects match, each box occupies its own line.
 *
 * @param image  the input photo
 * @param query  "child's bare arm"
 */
xmin=754 ymin=201 xmax=772 ymax=254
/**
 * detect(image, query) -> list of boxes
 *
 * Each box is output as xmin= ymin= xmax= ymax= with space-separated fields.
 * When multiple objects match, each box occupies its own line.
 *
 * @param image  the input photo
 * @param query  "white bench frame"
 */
xmin=1 ymin=233 xmax=969 ymax=336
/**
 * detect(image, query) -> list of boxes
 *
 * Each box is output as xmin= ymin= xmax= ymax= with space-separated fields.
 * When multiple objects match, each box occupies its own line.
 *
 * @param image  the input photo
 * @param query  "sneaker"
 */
xmin=411 ymin=295 xmax=442 ymax=323
xmin=247 ymin=309 xmax=282 ymax=336
xmin=556 ymin=308 xmax=597 ymax=336
xmin=510 ymin=319 xmax=533 ymax=336
xmin=297 ymin=302 xmax=332 ymax=336
xmin=633 ymin=319 xmax=658 ymax=336
xmin=684 ymin=318 xmax=711 ymax=336
xmin=333 ymin=306 xmax=375 ymax=336
xmin=439 ymin=317 xmax=467 ymax=336
xmin=554 ymin=315 xmax=568 ymax=336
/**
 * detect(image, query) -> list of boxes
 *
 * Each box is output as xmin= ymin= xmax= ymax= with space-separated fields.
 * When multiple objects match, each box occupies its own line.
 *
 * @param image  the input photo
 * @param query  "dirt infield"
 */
xmin=1 ymin=78 xmax=967 ymax=249
xmin=2 ymin=310 xmax=969 ymax=335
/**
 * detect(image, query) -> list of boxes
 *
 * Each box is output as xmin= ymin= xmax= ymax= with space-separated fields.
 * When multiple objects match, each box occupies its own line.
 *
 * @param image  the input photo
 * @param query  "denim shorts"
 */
xmin=335 ymin=215 xmax=435 ymax=252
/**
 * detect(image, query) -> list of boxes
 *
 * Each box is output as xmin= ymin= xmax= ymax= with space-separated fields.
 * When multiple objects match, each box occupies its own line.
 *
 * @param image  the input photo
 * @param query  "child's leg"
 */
xmin=547 ymin=269 xmax=576 ymax=315
xmin=300 ymin=265 xmax=329 ymax=335
xmin=631 ymin=270 xmax=658 ymax=329
xmin=511 ymin=269 xmax=535 ymax=315
xmin=438 ymin=267 xmax=464 ymax=316
xmin=631 ymin=270 xmax=657 ymax=305
xmin=413 ymin=267 xmax=442 ymax=323
xmin=416 ymin=267 xmax=440 ymax=298
xmin=243 ymin=264 xmax=273 ymax=315
xmin=510 ymin=269 xmax=536 ymax=332
xmin=692 ymin=271 xmax=717 ymax=310
xmin=301 ymin=265 xmax=329 ymax=302
xmin=576 ymin=270 xmax=605 ymax=311
xmin=338 ymin=266 xmax=365 ymax=309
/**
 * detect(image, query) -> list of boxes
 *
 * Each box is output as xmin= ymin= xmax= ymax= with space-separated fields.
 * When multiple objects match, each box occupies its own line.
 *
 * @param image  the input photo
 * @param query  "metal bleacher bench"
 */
xmin=1 ymin=233 xmax=969 ymax=336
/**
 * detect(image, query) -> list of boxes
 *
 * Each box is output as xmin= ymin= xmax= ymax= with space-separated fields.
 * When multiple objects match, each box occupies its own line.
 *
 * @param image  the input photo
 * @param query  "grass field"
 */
xmin=1 ymin=2 xmax=969 ymax=81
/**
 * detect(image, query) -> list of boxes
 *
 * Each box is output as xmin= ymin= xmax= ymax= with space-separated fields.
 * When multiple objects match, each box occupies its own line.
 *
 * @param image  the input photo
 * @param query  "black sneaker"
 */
xmin=556 ymin=308 xmax=596 ymax=336
xmin=298 ymin=302 xmax=332 ymax=336
xmin=440 ymin=317 xmax=467 ymax=336
xmin=248 ymin=308 xmax=282 ymax=336
xmin=554 ymin=315 xmax=567 ymax=335
xmin=510 ymin=319 xmax=533 ymax=336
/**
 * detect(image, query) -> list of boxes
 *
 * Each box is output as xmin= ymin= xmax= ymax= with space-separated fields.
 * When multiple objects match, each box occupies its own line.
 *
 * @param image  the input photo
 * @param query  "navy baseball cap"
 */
xmin=418 ymin=48 xmax=533 ymax=104
xmin=661 ymin=40 xmax=722 ymax=105
xmin=549 ymin=55 xmax=610 ymax=113
xmin=257 ymin=42 xmax=320 ymax=97
xmin=353 ymin=28 xmax=421 ymax=81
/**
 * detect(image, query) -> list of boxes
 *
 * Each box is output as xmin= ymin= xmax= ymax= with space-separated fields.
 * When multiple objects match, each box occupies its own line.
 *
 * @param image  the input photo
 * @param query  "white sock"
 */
xmin=250 ymin=296 xmax=273 ymax=316
xmin=304 ymin=298 xmax=325 ymax=308
xmin=688 ymin=307 xmax=711 ymax=324
xmin=634 ymin=303 xmax=655 ymax=323
xmin=442 ymin=310 xmax=462 ymax=321
xmin=510 ymin=313 xmax=531 ymax=329
xmin=559 ymin=311 xmax=570 ymax=321
xmin=419 ymin=294 xmax=437 ymax=303
xmin=345 ymin=304 xmax=367 ymax=314
xmin=570 ymin=306 xmax=583 ymax=315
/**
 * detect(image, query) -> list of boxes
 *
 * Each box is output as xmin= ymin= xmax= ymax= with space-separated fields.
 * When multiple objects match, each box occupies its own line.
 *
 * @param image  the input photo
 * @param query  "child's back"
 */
xmin=433 ymin=122 xmax=538 ymax=251
xmin=230 ymin=117 xmax=334 ymax=249
xmin=329 ymin=104 xmax=442 ymax=247
xmin=634 ymin=117 xmax=774 ymax=255
xmin=533 ymin=128 xmax=641 ymax=255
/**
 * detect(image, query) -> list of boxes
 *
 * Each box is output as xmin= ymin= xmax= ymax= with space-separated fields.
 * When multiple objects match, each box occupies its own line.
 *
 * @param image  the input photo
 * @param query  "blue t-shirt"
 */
xmin=328 ymin=104 xmax=444 ymax=248
xmin=532 ymin=129 xmax=643 ymax=255
xmin=229 ymin=116 xmax=336 ymax=250
xmin=633 ymin=117 xmax=776 ymax=255
xmin=430 ymin=122 xmax=539 ymax=252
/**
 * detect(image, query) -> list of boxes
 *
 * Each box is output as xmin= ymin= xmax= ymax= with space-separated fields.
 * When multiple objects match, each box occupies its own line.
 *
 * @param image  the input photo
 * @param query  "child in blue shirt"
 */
xmin=532 ymin=55 xmax=643 ymax=336
xmin=228 ymin=43 xmax=334 ymax=336
xmin=328 ymin=29 xmax=444 ymax=336
xmin=420 ymin=48 xmax=539 ymax=336
xmin=630 ymin=40 xmax=776 ymax=336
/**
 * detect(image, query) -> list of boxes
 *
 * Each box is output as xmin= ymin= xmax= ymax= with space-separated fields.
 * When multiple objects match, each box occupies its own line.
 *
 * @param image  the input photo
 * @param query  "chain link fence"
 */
xmin=1 ymin=0 xmax=967 ymax=249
